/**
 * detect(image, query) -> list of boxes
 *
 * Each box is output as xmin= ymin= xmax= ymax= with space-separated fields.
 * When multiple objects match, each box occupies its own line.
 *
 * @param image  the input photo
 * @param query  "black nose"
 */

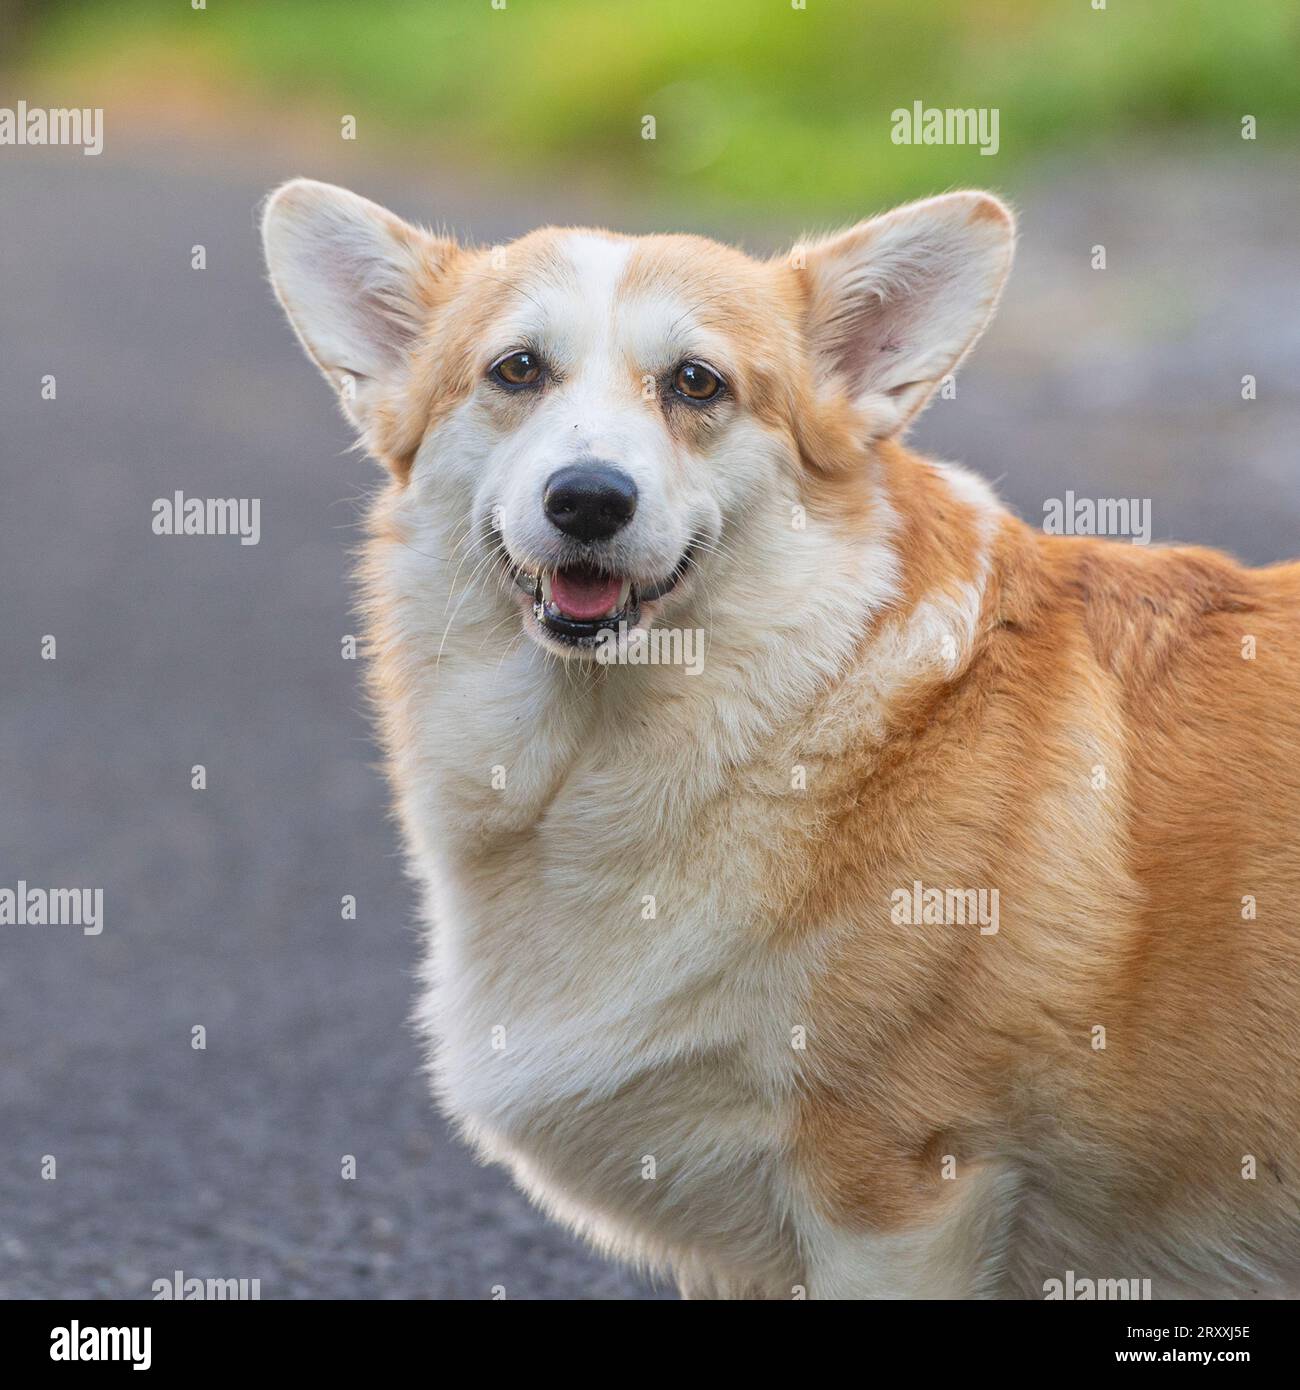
xmin=543 ymin=462 xmax=638 ymax=542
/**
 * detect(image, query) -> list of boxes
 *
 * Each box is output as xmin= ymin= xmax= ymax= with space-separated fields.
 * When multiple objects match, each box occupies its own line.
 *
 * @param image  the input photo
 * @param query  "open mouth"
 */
xmin=511 ymin=550 xmax=692 ymax=646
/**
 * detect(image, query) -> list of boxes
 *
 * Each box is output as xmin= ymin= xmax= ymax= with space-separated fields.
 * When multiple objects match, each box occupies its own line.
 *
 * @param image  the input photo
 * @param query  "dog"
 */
xmin=262 ymin=179 xmax=1300 ymax=1299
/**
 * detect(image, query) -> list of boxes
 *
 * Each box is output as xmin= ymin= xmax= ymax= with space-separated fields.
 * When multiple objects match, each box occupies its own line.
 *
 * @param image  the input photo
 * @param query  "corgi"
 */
xmin=261 ymin=179 xmax=1300 ymax=1299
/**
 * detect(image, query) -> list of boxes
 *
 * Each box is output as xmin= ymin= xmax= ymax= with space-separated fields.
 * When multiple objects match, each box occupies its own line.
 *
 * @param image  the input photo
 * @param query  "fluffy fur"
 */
xmin=262 ymin=179 xmax=1300 ymax=1298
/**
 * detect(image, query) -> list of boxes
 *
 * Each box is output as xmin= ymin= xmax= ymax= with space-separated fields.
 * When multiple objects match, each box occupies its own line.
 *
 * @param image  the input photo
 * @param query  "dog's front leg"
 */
xmin=804 ymin=1164 xmax=1018 ymax=1300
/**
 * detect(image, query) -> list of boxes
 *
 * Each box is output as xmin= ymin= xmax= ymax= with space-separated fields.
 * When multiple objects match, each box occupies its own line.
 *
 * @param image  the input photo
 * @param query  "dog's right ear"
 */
xmin=260 ymin=179 xmax=456 ymax=449
xmin=794 ymin=191 xmax=1014 ymax=440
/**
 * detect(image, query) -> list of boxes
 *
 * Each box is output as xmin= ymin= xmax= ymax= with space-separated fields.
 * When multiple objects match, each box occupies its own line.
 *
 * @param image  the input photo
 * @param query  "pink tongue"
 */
xmin=550 ymin=568 xmax=622 ymax=621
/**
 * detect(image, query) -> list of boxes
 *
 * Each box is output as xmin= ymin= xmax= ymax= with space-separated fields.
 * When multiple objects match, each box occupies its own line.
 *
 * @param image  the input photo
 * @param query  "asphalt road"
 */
xmin=1 ymin=141 xmax=1297 ymax=1299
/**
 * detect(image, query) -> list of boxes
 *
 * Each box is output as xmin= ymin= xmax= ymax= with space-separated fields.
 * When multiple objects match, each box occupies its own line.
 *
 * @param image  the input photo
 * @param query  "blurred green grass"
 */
xmin=15 ymin=0 xmax=1300 ymax=216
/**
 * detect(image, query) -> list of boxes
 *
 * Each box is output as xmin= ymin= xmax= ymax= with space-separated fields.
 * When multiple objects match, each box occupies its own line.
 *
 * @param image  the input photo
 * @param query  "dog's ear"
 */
xmin=261 ymin=178 xmax=456 ymax=448
xmin=794 ymin=191 xmax=1014 ymax=439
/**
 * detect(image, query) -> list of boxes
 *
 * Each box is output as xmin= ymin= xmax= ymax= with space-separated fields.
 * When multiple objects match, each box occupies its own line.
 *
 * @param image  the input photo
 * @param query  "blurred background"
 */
xmin=1 ymin=0 xmax=1298 ymax=1299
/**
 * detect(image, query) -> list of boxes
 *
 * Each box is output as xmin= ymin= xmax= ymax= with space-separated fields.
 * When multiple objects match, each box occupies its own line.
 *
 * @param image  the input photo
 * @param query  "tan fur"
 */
xmin=263 ymin=180 xmax=1300 ymax=1298
xmin=791 ymin=487 xmax=1300 ymax=1289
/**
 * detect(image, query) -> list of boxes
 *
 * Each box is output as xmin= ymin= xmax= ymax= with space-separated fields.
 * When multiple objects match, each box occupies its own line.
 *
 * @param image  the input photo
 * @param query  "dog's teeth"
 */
xmin=612 ymin=578 xmax=632 ymax=616
xmin=540 ymin=572 xmax=553 ymax=604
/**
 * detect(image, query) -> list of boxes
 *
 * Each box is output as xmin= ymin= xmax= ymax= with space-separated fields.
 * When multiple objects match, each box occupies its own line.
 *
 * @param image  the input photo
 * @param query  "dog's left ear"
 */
xmin=261 ymin=178 xmax=457 ymax=461
xmin=794 ymin=191 xmax=1014 ymax=439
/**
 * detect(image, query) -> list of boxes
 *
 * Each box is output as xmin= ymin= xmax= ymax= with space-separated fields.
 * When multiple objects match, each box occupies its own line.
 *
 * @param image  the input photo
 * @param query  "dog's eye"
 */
xmin=491 ymin=350 xmax=543 ymax=388
xmin=672 ymin=361 xmax=723 ymax=402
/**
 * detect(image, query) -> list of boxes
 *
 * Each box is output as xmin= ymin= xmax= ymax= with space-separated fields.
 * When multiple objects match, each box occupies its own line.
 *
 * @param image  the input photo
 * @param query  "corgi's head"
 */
xmin=262 ymin=181 xmax=1013 ymax=659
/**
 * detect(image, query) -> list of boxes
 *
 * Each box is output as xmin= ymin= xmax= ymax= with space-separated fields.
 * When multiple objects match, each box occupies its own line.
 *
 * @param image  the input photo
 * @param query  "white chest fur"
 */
xmin=403 ymin=652 xmax=814 ymax=1292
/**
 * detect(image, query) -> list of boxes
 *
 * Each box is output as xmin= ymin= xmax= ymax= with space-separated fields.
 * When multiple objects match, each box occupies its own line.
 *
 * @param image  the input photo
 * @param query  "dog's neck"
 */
xmin=366 ymin=441 xmax=1007 ymax=861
